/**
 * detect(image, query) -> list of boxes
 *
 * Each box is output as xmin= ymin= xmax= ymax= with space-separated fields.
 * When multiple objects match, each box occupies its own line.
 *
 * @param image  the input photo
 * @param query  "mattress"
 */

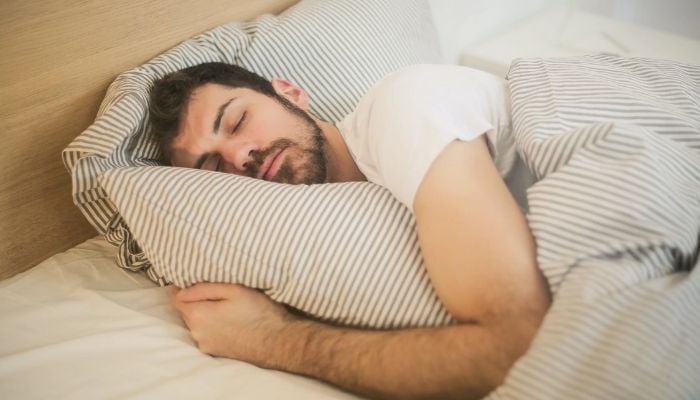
xmin=0 ymin=236 xmax=363 ymax=400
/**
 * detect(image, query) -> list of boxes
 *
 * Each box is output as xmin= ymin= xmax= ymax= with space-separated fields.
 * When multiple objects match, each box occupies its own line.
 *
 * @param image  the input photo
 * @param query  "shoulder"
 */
xmin=371 ymin=64 xmax=504 ymax=96
xmin=377 ymin=63 xmax=502 ymax=86
xmin=361 ymin=64 xmax=507 ymax=119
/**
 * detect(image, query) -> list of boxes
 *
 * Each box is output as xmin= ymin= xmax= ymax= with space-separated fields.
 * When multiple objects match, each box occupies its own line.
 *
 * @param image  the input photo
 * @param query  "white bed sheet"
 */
xmin=0 ymin=237 xmax=363 ymax=400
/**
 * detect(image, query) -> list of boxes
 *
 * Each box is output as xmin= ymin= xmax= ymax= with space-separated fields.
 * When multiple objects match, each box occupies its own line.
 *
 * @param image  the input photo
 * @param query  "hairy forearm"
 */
xmin=261 ymin=317 xmax=533 ymax=400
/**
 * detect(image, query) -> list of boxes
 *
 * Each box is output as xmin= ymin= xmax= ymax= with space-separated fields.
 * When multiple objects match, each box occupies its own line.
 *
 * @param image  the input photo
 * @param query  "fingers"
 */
xmin=175 ymin=282 xmax=243 ymax=303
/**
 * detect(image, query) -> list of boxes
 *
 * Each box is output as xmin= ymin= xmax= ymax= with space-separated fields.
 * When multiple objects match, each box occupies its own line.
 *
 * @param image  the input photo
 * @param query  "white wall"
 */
xmin=567 ymin=0 xmax=700 ymax=40
xmin=428 ymin=0 xmax=553 ymax=63
xmin=429 ymin=0 xmax=700 ymax=65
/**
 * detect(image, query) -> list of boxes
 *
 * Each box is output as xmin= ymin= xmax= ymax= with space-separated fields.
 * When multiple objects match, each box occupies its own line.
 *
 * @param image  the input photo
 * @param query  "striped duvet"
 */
xmin=487 ymin=55 xmax=700 ymax=400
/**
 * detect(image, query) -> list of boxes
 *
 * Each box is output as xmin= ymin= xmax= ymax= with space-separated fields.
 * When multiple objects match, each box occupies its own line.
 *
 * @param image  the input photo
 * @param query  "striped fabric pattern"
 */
xmin=488 ymin=55 xmax=700 ymax=399
xmin=99 ymin=167 xmax=455 ymax=328
xmin=62 ymin=0 xmax=442 ymax=286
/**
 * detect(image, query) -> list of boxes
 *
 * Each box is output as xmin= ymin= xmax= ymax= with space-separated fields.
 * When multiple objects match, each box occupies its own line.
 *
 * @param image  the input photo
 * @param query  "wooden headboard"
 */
xmin=0 ymin=0 xmax=298 ymax=280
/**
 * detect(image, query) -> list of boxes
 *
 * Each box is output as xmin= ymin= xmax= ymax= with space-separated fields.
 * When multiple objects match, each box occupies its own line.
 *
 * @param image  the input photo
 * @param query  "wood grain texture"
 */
xmin=0 ymin=0 xmax=298 ymax=280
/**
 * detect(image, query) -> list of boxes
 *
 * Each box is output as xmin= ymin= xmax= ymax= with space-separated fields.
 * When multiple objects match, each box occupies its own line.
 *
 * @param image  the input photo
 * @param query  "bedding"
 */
xmin=99 ymin=167 xmax=453 ymax=328
xmin=8 ymin=51 xmax=700 ymax=398
xmin=55 ymin=0 xmax=700 ymax=391
xmin=62 ymin=0 xmax=451 ymax=329
xmin=0 ymin=237 xmax=363 ymax=400
xmin=486 ymin=54 xmax=700 ymax=399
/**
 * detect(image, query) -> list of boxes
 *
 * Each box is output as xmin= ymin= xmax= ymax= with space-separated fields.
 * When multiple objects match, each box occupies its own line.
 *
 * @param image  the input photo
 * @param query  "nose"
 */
xmin=218 ymin=139 xmax=257 ymax=174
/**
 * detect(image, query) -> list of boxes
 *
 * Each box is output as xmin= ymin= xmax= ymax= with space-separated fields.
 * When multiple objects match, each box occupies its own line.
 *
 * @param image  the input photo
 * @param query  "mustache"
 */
xmin=245 ymin=138 xmax=296 ymax=177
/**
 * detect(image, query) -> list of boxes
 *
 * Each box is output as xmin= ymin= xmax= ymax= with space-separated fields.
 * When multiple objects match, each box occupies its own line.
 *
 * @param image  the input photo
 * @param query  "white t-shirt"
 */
xmin=337 ymin=64 xmax=518 ymax=211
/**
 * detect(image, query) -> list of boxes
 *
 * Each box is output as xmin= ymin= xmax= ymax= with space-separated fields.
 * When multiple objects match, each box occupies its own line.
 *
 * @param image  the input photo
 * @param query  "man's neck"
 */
xmin=317 ymin=119 xmax=366 ymax=183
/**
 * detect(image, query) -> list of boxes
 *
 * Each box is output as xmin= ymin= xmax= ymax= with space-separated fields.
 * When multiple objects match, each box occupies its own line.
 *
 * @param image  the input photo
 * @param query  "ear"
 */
xmin=271 ymin=78 xmax=310 ymax=110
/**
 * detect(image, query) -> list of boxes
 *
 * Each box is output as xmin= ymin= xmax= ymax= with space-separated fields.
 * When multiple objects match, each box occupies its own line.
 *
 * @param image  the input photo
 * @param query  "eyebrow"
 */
xmin=213 ymin=97 xmax=236 ymax=133
xmin=193 ymin=97 xmax=236 ymax=169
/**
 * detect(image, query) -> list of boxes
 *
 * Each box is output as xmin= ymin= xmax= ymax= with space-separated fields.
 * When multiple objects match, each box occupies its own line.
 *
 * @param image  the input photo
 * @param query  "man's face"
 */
xmin=170 ymin=82 xmax=327 ymax=185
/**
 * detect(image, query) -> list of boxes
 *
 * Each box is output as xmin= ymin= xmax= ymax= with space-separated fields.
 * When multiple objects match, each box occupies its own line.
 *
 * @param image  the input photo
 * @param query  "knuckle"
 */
xmin=195 ymin=338 xmax=212 ymax=354
xmin=189 ymin=307 xmax=204 ymax=321
xmin=198 ymin=343 xmax=211 ymax=354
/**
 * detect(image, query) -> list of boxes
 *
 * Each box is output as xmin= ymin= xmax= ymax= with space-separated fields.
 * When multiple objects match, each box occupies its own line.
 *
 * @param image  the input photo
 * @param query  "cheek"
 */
xmin=277 ymin=149 xmax=302 ymax=174
xmin=270 ymin=111 xmax=306 ymax=138
xmin=251 ymin=109 xmax=294 ymax=134
xmin=285 ymin=146 xmax=318 ymax=175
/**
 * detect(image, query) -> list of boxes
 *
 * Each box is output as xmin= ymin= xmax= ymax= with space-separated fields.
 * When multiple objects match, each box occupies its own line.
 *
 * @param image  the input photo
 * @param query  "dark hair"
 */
xmin=148 ymin=62 xmax=276 ymax=163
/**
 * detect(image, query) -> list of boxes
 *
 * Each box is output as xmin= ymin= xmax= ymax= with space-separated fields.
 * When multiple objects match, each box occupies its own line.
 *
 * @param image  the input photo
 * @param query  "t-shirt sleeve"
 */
xmin=364 ymin=75 xmax=496 ymax=211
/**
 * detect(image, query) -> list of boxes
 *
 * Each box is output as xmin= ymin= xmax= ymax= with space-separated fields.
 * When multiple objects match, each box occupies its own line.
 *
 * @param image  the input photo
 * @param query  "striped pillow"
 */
xmin=63 ymin=0 xmax=450 ymax=328
xmin=100 ymin=167 xmax=455 ymax=328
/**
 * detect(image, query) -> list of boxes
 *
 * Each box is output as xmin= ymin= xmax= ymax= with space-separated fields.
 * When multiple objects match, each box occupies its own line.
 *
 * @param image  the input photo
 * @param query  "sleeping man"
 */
xmin=149 ymin=62 xmax=551 ymax=400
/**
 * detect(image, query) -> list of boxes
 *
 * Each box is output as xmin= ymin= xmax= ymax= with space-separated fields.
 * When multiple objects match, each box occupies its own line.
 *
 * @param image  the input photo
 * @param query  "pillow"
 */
xmin=64 ymin=0 xmax=451 ymax=328
xmin=100 ymin=167 xmax=455 ymax=328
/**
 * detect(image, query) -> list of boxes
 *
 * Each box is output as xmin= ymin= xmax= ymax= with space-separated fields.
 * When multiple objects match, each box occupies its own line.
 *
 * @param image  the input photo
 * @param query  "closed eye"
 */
xmin=233 ymin=111 xmax=246 ymax=133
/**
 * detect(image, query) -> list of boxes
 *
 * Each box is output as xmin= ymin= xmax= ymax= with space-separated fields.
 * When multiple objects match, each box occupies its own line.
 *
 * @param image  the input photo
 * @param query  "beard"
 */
xmin=244 ymin=95 xmax=328 ymax=185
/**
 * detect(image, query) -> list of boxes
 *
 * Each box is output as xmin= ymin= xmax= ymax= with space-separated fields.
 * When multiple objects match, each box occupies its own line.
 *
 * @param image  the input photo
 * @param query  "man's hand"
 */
xmin=170 ymin=282 xmax=514 ymax=400
xmin=170 ymin=283 xmax=296 ymax=366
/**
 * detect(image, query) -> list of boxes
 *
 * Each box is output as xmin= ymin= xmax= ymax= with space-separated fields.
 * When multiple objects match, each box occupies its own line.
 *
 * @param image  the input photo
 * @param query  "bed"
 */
xmin=2 ymin=0 xmax=700 ymax=399
xmin=0 ymin=1 xmax=359 ymax=398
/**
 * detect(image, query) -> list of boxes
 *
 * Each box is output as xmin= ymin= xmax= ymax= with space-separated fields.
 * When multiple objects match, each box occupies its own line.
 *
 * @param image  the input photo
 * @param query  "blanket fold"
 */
xmin=488 ymin=55 xmax=700 ymax=400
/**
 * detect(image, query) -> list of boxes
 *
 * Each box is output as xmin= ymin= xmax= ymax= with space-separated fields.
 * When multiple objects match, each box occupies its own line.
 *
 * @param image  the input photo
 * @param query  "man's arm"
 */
xmin=413 ymin=136 xmax=550 ymax=324
xmin=171 ymin=136 xmax=550 ymax=399
xmin=172 ymin=283 xmax=532 ymax=400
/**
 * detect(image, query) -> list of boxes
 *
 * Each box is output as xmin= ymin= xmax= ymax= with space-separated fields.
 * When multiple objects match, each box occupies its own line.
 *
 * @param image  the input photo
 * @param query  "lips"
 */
xmin=260 ymin=149 xmax=285 ymax=181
